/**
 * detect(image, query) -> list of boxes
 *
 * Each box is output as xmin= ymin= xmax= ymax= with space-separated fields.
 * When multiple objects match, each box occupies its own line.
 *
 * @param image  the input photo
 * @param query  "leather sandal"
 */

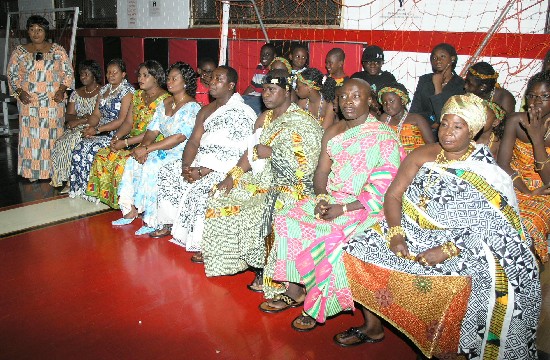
xmin=259 ymin=294 xmax=304 ymax=313
xmin=149 ymin=225 xmax=171 ymax=238
xmin=191 ymin=252 xmax=204 ymax=264
xmin=333 ymin=327 xmax=384 ymax=347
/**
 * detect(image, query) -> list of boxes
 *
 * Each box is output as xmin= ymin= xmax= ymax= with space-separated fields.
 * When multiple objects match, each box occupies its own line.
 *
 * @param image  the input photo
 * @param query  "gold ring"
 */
xmin=396 ymin=251 xmax=403 ymax=258
xmin=315 ymin=213 xmax=320 ymax=220
xmin=419 ymin=257 xmax=429 ymax=266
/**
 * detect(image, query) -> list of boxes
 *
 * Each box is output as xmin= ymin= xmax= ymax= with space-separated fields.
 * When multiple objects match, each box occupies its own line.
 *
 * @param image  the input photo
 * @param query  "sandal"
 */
xmin=191 ymin=252 xmax=204 ymax=264
xmin=247 ymin=269 xmax=263 ymax=293
xmin=149 ymin=225 xmax=172 ymax=238
xmin=259 ymin=294 xmax=304 ymax=314
xmin=291 ymin=312 xmax=317 ymax=332
xmin=333 ymin=327 xmax=384 ymax=347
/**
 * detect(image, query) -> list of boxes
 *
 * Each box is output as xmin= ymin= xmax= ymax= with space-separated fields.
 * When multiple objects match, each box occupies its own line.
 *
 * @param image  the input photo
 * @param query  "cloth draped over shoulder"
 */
xmin=202 ymin=103 xmax=323 ymax=277
xmin=344 ymin=145 xmax=540 ymax=359
xmin=265 ymin=117 xmax=404 ymax=323
xmin=510 ymin=138 xmax=550 ymax=263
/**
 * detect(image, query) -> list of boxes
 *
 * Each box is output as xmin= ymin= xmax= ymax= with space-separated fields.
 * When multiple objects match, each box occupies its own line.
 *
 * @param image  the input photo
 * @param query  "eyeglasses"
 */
xmin=35 ymin=52 xmax=43 ymax=61
xmin=525 ymin=93 xmax=550 ymax=102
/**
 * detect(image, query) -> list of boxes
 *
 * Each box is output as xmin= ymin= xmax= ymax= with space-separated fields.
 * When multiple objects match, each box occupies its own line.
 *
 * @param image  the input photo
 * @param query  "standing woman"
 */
xmin=50 ymin=60 xmax=102 ymax=192
xmin=68 ymin=59 xmax=134 ymax=199
xmin=86 ymin=60 xmax=170 ymax=208
xmin=410 ymin=43 xmax=464 ymax=135
xmin=294 ymin=67 xmax=336 ymax=129
xmin=378 ymin=83 xmax=435 ymax=153
xmin=7 ymin=15 xmax=74 ymax=181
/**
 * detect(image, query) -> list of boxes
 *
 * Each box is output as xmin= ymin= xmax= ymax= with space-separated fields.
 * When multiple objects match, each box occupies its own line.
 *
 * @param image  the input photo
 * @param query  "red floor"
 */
xmin=0 ymin=210 xmax=418 ymax=360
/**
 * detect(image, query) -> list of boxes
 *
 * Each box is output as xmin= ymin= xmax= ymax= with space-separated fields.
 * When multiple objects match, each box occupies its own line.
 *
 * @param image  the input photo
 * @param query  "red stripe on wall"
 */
xmin=84 ymin=37 xmax=104 ymax=74
xmin=168 ymin=40 xmax=198 ymax=70
xmin=229 ymin=40 xmax=265 ymax=94
xmin=121 ymin=38 xmax=144 ymax=85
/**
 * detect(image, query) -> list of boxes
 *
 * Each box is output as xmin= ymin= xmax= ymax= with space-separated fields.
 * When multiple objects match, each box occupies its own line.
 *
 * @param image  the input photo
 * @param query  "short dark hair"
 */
xmin=198 ymin=57 xmax=216 ymax=69
xmin=139 ymin=60 xmax=166 ymax=88
xmin=78 ymin=60 xmax=103 ymax=84
xmin=290 ymin=43 xmax=308 ymax=55
xmin=107 ymin=58 xmax=127 ymax=74
xmin=217 ymin=65 xmax=238 ymax=90
xmin=168 ymin=61 xmax=198 ymax=97
xmin=261 ymin=43 xmax=276 ymax=54
xmin=526 ymin=70 xmax=550 ymax=93
xmin=327 ymin=48 xmax=345 ymax=61
xmin=26 ymin=15 xmax=49 ymax=31
xmin=431 ymin=43 xmax=458 ymax=70
xmin=468 ymin=61 xmax=497 ymax=93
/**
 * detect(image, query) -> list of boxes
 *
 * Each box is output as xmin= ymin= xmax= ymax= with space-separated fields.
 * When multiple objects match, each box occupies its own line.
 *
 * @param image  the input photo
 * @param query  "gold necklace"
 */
xmin=84 ymin=84 xmax=99 ymax=94
xmin=487 ymin=132 xmax=495 ymax=149
xmin=171 ymin=95 xmax=187 ymax=110
xmin=417 ymin=144 xmax=475 ymax=210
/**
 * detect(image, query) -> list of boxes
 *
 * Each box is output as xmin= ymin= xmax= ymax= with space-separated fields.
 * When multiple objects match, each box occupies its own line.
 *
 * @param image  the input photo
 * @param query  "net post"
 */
xmin=219 ymin=1 xmax=230 ymax=66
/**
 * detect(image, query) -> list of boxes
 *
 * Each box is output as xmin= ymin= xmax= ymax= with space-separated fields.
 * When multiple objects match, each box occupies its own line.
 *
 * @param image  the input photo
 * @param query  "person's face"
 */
xmin=363 ymin=60 xmax=383 ymax=76
xmin=290 ymin=48 xmax=308 ymax=70
xmin=431 ymin=49 xmax=454 ymax=74
xmin=209 ymin=68 xmax=234 ymax=98
xmin=262 ymin=83 xmax=288 ymax=110
xmin=106 ymin=64 xmax=125 ymax=86
xmin=80 ymin=69 xmax=96 ymax=87
xmin=525 ymin=82 xmax=550 ymax=118
xmin=198 ymin=62 xmax=215 ymax=85
xmin=138 ymin=67 xmax=158 ymax=91
xmin=28 ymin=24 xmax=46 ymax=44
xmin=326 ymin=54 xmax=343 ymax=76
xmin=295 ymin=80 xmax=310 ymax=99
xmin=166 ymin=68 xmax=186 ymax=94
xmin=381 ymin=92 xmax=404 ymax=117
xmin=463 ymin=74 xmax=484 ymax=96
xmin=338 ymin=80 xmax=371 ymax=120
xmin=438 ymin=114 xmax=471 ymax=152
xmin=260 ymin=47 xmax=275 ymax=68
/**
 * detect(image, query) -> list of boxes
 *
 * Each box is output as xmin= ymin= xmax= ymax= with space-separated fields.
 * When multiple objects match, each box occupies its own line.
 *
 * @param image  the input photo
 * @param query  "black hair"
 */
xmin=78 ymin=60 xmax=103 ymax=84
xmin=300 ymin=67 xmax=336 ymax=102
xmin=217 ymin=65 xmax=238 ymax=90
xmin=107 ymin=58 xmax=127 ymax=74
xmin=290 ymin=43 xmax=308 ymax=56
xmin=198 ymin=57 xmax=216 ymax=69
xmin=168 ymin=61 xmax=198 ymax=98
xmin=468 ymin=62 xmax=497 ymax=94
xmin=26 ymin=15 xmax=49 ymax=31
xmin=431 ymin=43 xmax=458 ymax=70
xmin=138 ymin=60 xmax=166 ymax=88
xmin=261 ymin=43 xmax=277 ymax=55
xmin=263 ymin=69 xmax=292 ymax=90
xmin=327 ymin=48 xmax=345 ymax=61
xmin=526 ymin=70 xmax=550 ymax=93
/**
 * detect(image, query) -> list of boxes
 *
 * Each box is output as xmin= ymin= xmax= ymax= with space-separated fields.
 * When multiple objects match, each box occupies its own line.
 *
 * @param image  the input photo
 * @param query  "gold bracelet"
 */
xmin=386 ymin=226 xmax=406 ymax=242
xmin=441 ymin=242 xmax=453 ymax=258
xmin=252 ymin=146 xmax=259 ymax=161
xmin=342 ymin=204 xmax=348 ymax=213
xmin=124 ymin=139 xmax=129 ymax=147
xmin=228 ymin=166 xmax=244 ymax=186
xmin=511 ymin=174 xmax=522 ymax=183
xmin=315 ymin=193 xmax=331 ymax=205
xmin=534 ymin=157 xmax=550 ymax=171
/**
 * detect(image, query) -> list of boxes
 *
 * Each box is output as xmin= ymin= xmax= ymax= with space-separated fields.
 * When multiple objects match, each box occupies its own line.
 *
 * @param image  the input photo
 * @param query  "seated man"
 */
xmin=151 ymin=66 xmax=256 ymax=260
xmin=339 ymin=94 xmax=540 ymax=359
xmin=259 ymin=79 xmax=404 ymax=332
xmin=201 ymin=70 xmax=323 ymax=289
xmin=351 ymin=45 xmax=397 ymax=93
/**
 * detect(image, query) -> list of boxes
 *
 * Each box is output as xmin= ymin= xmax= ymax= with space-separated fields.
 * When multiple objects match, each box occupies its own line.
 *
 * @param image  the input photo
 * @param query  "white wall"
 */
xmin=117 ymin=0 xmax=191 ymax=29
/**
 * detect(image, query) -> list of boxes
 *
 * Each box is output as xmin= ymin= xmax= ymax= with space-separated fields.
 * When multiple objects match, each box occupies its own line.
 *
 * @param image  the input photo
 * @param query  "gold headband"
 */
xmin=296 ymin=73 xmax=321 ymax=90
xmin=269 ymin=57 xmax=292 ymax=73
xmin=378 ymin=87 xmax=410 ymax=105
xmin=441 ymin=93 xmax=487 ymax=138
xmin=468 ymin=67 xmax=499 ymax=80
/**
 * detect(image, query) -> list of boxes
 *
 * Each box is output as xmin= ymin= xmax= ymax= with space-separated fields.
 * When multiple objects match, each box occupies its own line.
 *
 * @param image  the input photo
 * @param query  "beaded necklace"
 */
xmin=385 ymin=110 xmax=408 ymax=134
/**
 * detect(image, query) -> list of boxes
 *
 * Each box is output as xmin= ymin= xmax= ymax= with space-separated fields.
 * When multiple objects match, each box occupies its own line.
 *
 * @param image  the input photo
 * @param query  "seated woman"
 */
xmin=50 ymin=60 xmax=102 ymax=192
xmin=259 ymin=79 xmax=404 ymax=332
xmin=464 ymin=61 xmax=516 ymax=114
xmin=475 ymin=100 xmax=505 ymax=157
xmin=378 ymin=83 xmax=435 ymax=153
xmin=113 ymin=62 xmax=201 ymax=235
xmin=497 ymin=70 xmax=550 ymax=263
xmin=85 ymin=60 xmax=170 ymax=208
xmin=201 ymin=70 xmax=323 ymax=285
xmin=294 ymin=67 xmax=336 ymax=129
xmin=410 ymin=43 xmax=464 ymax=136
xmin=339 ymin=94 xmax=540 ymax=359
xmin=68 ymin=59 xmax=134 ymax=199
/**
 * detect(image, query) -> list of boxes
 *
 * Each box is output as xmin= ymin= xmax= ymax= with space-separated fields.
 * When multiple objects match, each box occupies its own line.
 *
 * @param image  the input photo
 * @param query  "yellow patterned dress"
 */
xmin=7 ymin=43 xmax=74 ymax=180
xmin=389 ymin=123 xmax=425 ymax=154
xmin=510 ymin=138 xmax=550 ymax=263
xmin=85 ymin=90 xmax=170 ymax=208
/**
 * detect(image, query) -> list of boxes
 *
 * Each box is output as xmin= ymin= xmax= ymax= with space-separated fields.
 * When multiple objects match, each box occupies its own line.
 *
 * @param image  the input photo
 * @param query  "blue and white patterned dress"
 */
xmin=117 ymin=101 xmax=200 ymax=228
xmin=68 ymin=80 xmax=135 ymax=199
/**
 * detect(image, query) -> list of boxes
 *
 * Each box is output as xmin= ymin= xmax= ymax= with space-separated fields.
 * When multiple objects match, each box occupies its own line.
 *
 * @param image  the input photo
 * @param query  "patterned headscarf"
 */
xmin=296 ymin=72 xmax=321 ymax=90
xmin=483 ymin=100 xmax=506 ymax=121
xmin=441 ymin=93 xmax=487 ymax=138
xmin=378 ymin=86 xmax=410 ymax=105
xmin=269 ymin=57 xmax=292 ymax=73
